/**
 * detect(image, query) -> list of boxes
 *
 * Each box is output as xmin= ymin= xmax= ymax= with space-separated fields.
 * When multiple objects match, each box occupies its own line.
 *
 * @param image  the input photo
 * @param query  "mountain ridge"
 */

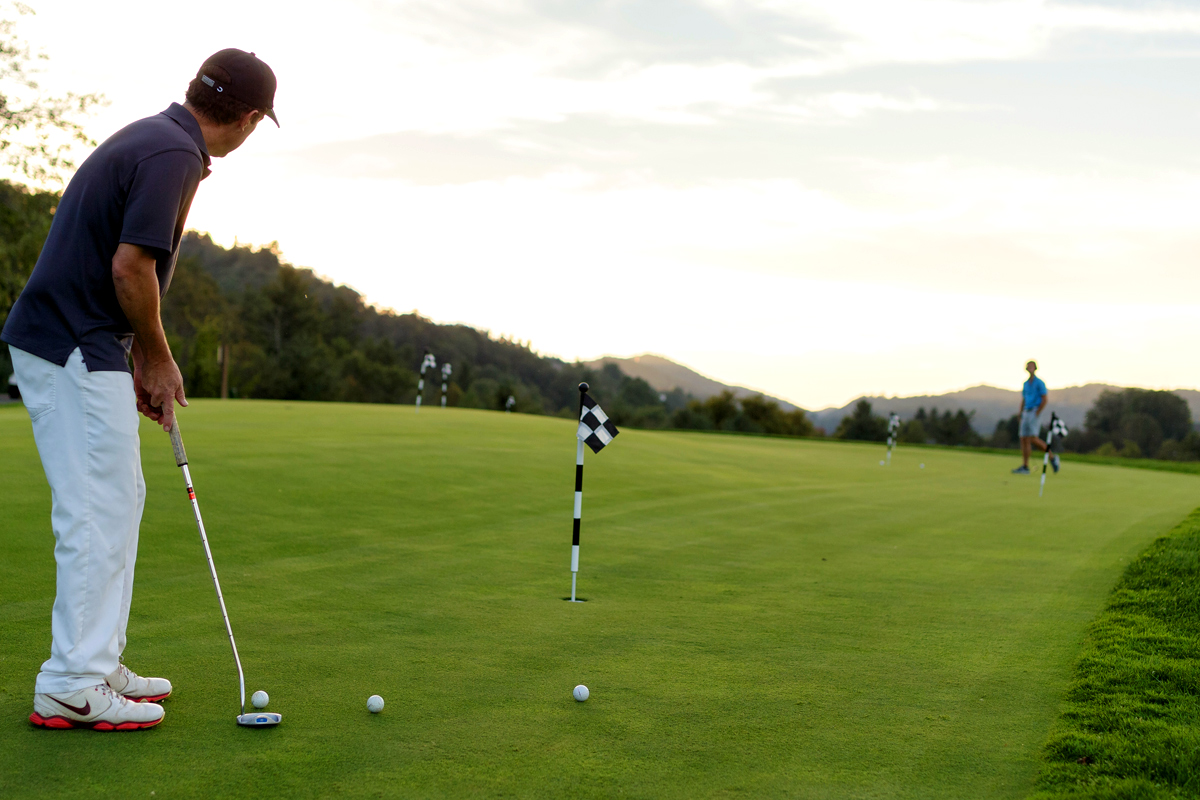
xmin=587 ymin=353 xmax=1200 ymax=435
xmin=583 ymin=354 xmax=799 ymax=412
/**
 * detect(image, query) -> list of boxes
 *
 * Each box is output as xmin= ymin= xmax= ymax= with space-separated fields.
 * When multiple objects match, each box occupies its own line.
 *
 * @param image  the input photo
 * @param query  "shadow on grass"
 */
xmin=1031 ymin=507 xmax=1200 ymax=799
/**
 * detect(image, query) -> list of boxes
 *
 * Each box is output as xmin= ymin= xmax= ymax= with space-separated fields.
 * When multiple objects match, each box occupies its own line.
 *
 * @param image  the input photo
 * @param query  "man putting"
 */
xmin=1 ymin=50 xmax=277 ymax=730
xmin=1012 ymin=360 xmax=1059 ymax=475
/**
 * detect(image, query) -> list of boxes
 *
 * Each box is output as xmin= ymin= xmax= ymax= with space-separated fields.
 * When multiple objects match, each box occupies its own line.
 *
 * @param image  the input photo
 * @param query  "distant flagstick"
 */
xmin=886 ymin=413 xmax=900 ymax=465
xmin=568 ymin=382 xmax=619 ymax=603
xmin=416 ymin=351 xmax=436 ymax=412
xmin=1039 ymin=412 xmax=1068 ymax=497
xmin=440 ymin=362 xmax=452 ymax=408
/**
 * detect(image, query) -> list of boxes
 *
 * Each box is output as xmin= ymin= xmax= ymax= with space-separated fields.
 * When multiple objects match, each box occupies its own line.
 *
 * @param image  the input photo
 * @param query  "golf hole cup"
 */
xmin=573 ymin=685 xmax=589 ymax=702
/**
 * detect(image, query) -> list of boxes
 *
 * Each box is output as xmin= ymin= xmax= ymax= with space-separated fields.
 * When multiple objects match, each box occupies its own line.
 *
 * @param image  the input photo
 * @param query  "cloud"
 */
xmin=25 ymin=0 xmax=1200 ymax=405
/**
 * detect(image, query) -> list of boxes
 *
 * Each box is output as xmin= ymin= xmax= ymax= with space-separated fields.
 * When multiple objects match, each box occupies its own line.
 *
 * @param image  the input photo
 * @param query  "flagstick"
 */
xmin=441 ymin=363 xmax=451 ymax=408
xmin=1039 ymin=412 xmax=1057 ymax=498
xmin=416 ymin=353 xmax=428 ymax=413
xmin=569 ymin=382 xmax=587 ymax=602
xmin=416 ymin=351 xmax=435 ymax=413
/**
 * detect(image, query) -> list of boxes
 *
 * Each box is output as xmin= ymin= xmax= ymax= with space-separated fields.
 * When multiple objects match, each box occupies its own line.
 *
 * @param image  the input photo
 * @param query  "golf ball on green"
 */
xmin=573 ymin=685 xmax=589 ymax=702
xmin=367 ymin=694 xmax=384 ymax=713
xmin=251 ymin=690 xmax=269 ymax=709
xmin=879 ymin=460 xmax=885 ymax=466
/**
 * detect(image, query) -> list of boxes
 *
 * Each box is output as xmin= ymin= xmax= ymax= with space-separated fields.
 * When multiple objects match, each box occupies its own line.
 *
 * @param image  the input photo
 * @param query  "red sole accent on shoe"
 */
xmin=29 ymin=713 xmax=74 ymax=729
xmin=30 ymin=712 xmax=162 ymax=731
xmin=127 ymin=692 xmax=171 ymax=703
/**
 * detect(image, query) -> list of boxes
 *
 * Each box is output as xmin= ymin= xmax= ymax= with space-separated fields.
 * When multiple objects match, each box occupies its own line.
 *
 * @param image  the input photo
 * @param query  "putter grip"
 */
xmin=169 ymin=422 xmax=188 ymax=467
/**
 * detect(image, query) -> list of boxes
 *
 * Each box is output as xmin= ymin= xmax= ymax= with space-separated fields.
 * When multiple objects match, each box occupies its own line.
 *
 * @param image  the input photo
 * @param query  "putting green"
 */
xmin=0 ymin=400 xmax=1196 ymax=799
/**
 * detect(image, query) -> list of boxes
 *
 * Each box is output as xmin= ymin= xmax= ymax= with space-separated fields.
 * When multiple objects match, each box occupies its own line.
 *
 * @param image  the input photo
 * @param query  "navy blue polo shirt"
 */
xmin=2 ymin=103 xmax=211 ymax=372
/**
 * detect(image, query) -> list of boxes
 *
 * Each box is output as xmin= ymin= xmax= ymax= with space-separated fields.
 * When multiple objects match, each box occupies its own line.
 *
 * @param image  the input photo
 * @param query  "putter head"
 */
xmin=237 ymin=712 xmax=281 ymax=727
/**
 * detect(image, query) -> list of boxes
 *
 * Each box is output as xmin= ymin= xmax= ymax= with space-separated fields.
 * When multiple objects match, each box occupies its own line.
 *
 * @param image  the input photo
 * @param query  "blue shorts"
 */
xmin=1019 ymin=409 xmax=1040 ymax=438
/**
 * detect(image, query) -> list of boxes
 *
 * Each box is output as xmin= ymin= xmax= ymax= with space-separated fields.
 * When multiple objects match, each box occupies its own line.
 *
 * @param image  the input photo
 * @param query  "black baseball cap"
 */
xmin=198 ymin=48 xmax=279 ymax=126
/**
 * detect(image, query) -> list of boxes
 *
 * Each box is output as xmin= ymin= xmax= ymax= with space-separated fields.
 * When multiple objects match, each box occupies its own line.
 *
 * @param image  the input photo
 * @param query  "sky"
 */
xmin=8 ymin=0 xmax=1200 ymax=409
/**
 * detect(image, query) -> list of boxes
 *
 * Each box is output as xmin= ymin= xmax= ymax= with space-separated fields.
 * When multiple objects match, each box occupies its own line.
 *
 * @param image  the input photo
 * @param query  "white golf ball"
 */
xmin=920 ymin=463 xmax=926 ymax=469
xmin=367 ymin=694 xmax=384 ymax=713
xmin=573 ymin=685 xmax=589 ymax=702
xmin=251 ymin=690 xmax=269 ymax=709
xmin=879 ymin=460 xmax=886 ymax=466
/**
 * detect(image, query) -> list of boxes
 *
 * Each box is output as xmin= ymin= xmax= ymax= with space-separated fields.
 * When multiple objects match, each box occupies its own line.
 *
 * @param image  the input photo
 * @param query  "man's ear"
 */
xmin=238 ymin=109 xmax=261 ymax=131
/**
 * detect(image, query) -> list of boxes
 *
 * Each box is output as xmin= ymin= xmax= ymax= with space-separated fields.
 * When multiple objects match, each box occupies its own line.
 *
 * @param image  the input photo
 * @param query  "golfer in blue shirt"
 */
xmin=1012 ymin=360 xmax=1059 ymax=474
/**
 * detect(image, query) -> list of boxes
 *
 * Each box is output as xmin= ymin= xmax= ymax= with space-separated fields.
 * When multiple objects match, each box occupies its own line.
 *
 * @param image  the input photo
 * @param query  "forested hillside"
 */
xmin=0 ymin=180 xmax=57 ymax=379
xmin=1 ymin=179 xmax=812 ymax=438
xmin=168 ymin=231 xmax=666 ymax=418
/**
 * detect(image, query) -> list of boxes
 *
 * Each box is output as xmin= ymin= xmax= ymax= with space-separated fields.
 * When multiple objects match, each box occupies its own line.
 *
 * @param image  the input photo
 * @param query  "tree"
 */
xmin=740 ymin=394 xmax=814 ymax=437
xmin=835 ymin=399 xmax=888 ymax=442
xmin=1 ymin=4 xmax=104 ymax=185
xmin=898 ymin=418 xmax=927 ymax=444
xmin=0 ymin=176 xmax=53 ymax=377
xmin=990 ymin=414 xmax=1019 ymax=448
xmin=1076 ymin=388 xmax=1194 ymax=459
xmin=702 ymin=390 xmax=739 ymax=430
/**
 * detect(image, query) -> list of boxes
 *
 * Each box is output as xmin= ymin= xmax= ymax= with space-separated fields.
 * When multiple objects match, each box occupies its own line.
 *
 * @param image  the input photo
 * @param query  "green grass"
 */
xmin=0 ymin=399 xmax=1198 ymax=799
xmin=1032 ymin=509 xmax=1200 ymax=799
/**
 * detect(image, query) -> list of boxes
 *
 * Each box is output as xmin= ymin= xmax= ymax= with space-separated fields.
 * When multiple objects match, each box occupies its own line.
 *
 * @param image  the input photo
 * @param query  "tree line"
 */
xmin=835 ymin=390 xmax=1200 ymax=462
xmin=1 ymin=180 xmax=816 ymax=437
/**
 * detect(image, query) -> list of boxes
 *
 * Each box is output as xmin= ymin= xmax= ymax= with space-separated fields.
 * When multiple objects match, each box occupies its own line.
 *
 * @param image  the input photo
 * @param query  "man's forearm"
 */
xmin=112 ymin=243 xmax=170 ymax=362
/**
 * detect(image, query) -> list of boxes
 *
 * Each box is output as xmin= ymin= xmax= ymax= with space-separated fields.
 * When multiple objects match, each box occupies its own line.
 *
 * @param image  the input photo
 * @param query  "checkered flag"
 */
xmin=578 ymin=393 xmax=619 ymax=454
xmin=567 ymin=383 xmax=618 ymax=602
xmin=1040 ymin=412 xmax=1067 ymax=497
xmin=415 ymin=350 xmax=437 ymax=411
xmin=885 ymin=412 xmax=900 ymax=465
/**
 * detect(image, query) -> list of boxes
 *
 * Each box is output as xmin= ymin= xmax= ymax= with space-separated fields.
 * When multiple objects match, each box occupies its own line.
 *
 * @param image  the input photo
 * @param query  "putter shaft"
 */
xmin=169 ymin=423 xmax=248 ymax=718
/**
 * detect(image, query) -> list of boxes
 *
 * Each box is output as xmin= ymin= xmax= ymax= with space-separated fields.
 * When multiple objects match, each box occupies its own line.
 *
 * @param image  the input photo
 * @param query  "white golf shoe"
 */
xmin=31 ymin=684 xmax=164 ymax=730
xmin=106 ymin=662 xmax=172 ymax=702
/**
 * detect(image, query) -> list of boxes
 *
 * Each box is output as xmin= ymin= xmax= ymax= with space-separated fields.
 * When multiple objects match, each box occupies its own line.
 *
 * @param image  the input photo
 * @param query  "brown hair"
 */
xmin=184 ymin=64 xmax=256 ymax=125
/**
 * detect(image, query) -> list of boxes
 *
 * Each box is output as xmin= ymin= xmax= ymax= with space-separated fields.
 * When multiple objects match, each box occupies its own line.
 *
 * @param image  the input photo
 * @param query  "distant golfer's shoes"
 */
xmin=1051 ymin=454 xmax=1061 ymax=473
xmin=1011 ymin=465 xmax=1031 ymax=474
xmin=106 ymin=662 xmax=172 ymax=702
xmin=30 ymin=683 xmax=164 ymax=730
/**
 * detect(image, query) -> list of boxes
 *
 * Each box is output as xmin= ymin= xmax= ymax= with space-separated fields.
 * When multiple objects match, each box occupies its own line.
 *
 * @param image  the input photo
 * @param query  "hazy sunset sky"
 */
xmin=10 ymin=0 xmax=1200 ymax=409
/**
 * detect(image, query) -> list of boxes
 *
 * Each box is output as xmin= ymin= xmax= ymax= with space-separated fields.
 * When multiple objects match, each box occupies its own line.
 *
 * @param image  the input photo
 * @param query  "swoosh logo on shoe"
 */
xmin=51 ymin=697 xmax=90 ymax=716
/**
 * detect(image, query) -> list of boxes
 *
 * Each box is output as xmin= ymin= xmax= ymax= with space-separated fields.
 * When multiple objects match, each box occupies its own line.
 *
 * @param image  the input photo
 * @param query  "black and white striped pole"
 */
xmin=885 ymin=413 xmax=900 ymax=466
xmin=416 ymin=351 xmax=436 ymax=412
xmin=568 ymin=382 xmax=619 ymax=603
xmin=1039 ymin=412 xmax=1067 ymax=497
xmin=440 ymin=363 xmax=452 ymax=408
xmin=569 ymin=383 xmax=587 ymax=602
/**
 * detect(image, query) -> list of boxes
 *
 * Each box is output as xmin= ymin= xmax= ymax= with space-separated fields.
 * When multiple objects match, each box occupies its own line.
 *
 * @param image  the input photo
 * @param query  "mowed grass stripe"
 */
xmin=0 ymin=399 xmax=1197 ymax=799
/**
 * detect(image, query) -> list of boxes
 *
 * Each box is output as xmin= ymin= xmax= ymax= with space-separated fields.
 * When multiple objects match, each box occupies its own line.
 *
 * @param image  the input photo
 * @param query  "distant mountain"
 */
xmin=583 ymin=354 xmax=799 ymax=412
xmin=811 ymin=384 xmax=1200 ymax=435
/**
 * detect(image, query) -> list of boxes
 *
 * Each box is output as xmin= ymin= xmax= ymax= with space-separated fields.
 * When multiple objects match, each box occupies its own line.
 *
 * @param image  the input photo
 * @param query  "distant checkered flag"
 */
xmin=885 ymin=412 xmax=900 ymax=465
xmin=415 ymin=351 xmax=437 ymax=412
xmin=1040 ymin=412 xmax=1067 ymax=497
xmin=567 ymin=383 xmax=619 ymax=603
xmin=578 ymin=394 xmax=619 ymax=454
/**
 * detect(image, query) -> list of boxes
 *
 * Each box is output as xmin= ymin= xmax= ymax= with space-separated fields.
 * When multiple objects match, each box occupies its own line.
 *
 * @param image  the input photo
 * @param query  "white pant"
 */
xmin=11 ymin=346 xmax=145 ymax=694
